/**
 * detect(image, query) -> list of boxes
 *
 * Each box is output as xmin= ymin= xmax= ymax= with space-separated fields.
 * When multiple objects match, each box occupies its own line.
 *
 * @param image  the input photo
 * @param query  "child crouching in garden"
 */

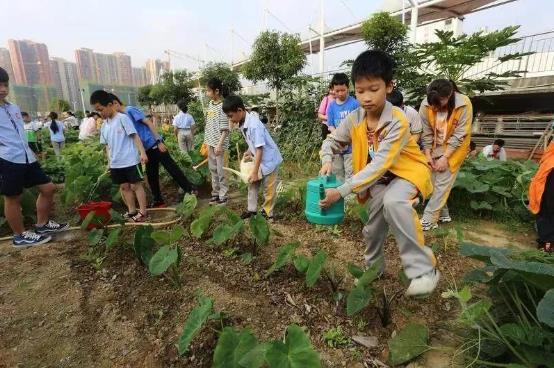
xmin=319 ymin=50 xmax=439 ymax=296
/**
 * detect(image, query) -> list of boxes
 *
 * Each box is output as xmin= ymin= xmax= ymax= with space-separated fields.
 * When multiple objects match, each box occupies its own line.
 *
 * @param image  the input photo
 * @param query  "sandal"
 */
xmin=123 ymin=211 xmax=138 ymax=220
xmin=132 ymin=211 xmax=148 ymax=223
xmin=538 ymin=242 xmax=553 ymax=253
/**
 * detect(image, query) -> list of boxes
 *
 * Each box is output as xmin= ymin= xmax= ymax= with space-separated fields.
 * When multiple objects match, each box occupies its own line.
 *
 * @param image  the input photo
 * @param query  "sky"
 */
xmin=1 ymin=0 xmax=553 ymax=75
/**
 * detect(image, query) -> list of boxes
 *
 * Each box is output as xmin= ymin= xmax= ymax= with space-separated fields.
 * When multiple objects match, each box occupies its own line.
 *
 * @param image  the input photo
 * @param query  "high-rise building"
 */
xmin=75 ymin=48 xmax=98 ymax=82
xmin=8 ymin=39 xmax=52 ymax=85
xmin=95 ymin=52 xmax=119 ymax=85
xmin=145 ymin=59 xmax=170 ymax=84
xmin=0 ymin=48 xmax=15 ymax=82
xmin=132 ymin=67 xmax=147 ymax=87
xmin=114 ymin=52 xmax=133 ymax=86
xmin=50 ymin=57 xmax=81 ymax=110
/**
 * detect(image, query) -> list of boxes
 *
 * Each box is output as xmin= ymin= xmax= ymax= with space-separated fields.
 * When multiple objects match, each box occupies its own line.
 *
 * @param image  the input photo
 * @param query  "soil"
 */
xmin=0 ymin=191 xmax=537 ymax=368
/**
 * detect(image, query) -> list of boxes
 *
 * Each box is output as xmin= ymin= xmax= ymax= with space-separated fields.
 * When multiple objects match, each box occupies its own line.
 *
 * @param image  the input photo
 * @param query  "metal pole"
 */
xmin=230 ymin=29 xmax=234 ymax=65
xmin=319 ymin=0 xmax=325 ymax=77
xmin=80 ymin=88 xmax=86 ymax=113
xmin=410 ymin=3 xmax=419 ymax=44
xmin=402 ymin=0 xmax=406 ymax=25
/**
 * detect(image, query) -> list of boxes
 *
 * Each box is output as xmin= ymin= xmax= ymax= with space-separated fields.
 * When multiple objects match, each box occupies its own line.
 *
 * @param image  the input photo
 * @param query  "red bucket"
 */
xmin=77 ymin=201 xmax=112 ymax=230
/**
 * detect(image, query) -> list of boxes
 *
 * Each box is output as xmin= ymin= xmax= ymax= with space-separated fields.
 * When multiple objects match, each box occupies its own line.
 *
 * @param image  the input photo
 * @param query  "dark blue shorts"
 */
xmin=0 ymin=158 xmax=51 ymax=197
xmin=110 ymin=164 xmax=144 ymax=185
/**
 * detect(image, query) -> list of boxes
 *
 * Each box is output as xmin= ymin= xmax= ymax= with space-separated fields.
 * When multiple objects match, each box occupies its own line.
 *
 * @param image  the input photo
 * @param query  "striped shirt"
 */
xmin=204 ymin=100 xmax=229 ymax=148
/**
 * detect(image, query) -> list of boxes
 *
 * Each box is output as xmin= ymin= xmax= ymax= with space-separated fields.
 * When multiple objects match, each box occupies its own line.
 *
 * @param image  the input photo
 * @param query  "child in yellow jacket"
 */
xmin=319 ymin=50 xmax=439 ymax=296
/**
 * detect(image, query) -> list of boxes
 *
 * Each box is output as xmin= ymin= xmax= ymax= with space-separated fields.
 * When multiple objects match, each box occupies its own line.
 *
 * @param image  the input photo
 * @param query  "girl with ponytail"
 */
xmin=48 ymin=111 xmax=65 ymax=158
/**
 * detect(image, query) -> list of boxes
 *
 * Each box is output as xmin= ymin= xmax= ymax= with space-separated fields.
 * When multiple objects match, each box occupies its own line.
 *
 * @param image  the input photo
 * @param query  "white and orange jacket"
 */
xmin=321 ymin=101 xmax=433 ymax=203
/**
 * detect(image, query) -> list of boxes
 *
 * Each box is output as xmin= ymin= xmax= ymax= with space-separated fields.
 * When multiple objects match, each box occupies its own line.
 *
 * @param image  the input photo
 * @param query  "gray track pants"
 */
xmin=332 ymin=153 xmax=353 ymax=184
xmin=248 ymin=169 xmax=279 ymax=217
xmin=362 ymin=178 xmax=436 ymax=279
xmin=422 ymin=169 xmax=459 ymax=224
xmin=208 ymin=146 xmax=228 ymax=200
xmin=177 ymin=129 xmax=193 ymax=152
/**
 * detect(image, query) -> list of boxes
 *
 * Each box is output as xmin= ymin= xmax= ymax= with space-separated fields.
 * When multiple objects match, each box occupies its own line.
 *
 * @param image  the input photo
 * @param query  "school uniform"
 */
xmin=173 ymin=111 xmax=195 ymax=152
xmin=321 ymin=101 xmax=435 ymax=279
xmin=240 ymin=112 xmax=283 ymax=217
xmin=48 ymin=120 xmax=65 ymax=157
xmin=0 ymin=101 xmax=50 ymax=196
xmin=327 ymin=95 xmax=360 ymax=183
xmin=124 ymin=106 xmax=192 ymax=202
xmin=204 ymin=100 xmax=229 ymax=201
xmin=402 ymin=105 xmax=423 ymax=137
xmin=100 ymin=112 xmax=143 ymax=185
xmin=420 ymin=92 xmax=473 ymax=225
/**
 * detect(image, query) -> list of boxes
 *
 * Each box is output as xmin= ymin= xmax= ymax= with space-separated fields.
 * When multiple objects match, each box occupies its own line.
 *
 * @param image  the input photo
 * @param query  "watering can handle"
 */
xmin=319 ymin=183 xmax=326 ymax=215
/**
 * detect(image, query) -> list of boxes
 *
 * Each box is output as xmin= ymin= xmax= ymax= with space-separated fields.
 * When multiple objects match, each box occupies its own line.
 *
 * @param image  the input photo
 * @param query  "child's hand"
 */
xmin=214 ymin=145 xmax=223 ymax=156
xmin=243 ymin=151 xmax=253 ymax=161
xmin=319 ymin=162 xmax=332 ymax=176
xmin=158 ymin=142 xmax=167 ymax=153
xmin=435 ymin=156 xmax=449 ymax=172
xmin=248 ymin=171 xmax=259 ymax=183
xmin=319 ymin=188 xmax=341 ymax=208
xmin=140 ymin=153 xmax=148 ymax=164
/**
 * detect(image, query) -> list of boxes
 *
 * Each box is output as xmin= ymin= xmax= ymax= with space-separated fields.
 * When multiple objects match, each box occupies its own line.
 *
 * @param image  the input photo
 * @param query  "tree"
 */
xmin=49 ymin=98 xmax=71 ymax=113
xmin=243 ymin=31 xmax=306 ymax=122
xmin=138 ymin=85 xmax=157 ymax=108
xmin=200 ymin=62 xmax=241 ymax=94
xmin=139 ymin=71 xmax=196 ymax=108
xmin=361 ymin=12 xmax=408 ymax=55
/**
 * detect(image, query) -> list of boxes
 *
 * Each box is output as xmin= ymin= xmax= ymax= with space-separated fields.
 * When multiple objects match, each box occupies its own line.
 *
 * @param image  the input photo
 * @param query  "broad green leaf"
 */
xmin=170 ymin=225 xmax=185 ymax=243
xmin=293 ymin=255 xmax=309 ymax=273
xmin=221 ymin=206 xmax=242 ymax=225
xmin=250 ymin=214 xmax=270 ymax=246
xmin=459 ymin=243 xmax=511 ymax=263
xmin=191 ymin=215 xmax=212 ymax=239
xmin=459 ymin=299 xmax=492 ymax=325
xmin=105 ymin=228 xmax=121 ymax=249
xmin=346 ymin=285 xmax=373 ymax=316
xmin=266 ymin=243 xmax=299 ymax=276
xmin=176 ymin=193 xmax=197 ymax=220
xmin=305 ymin=250 xmax=327 ymax=288
xmin=537 ymin=289 xmax=554 ymax=327
xmin=490 ymin=251 xmax=554 ymax=290
xmin=442 ymin=285 xmax=472 ymax=304
xmin=347 ymin=263 xmax=364 ymax=279
xmin=498 ymin=323 xmax=526 ymax=344
xmin=151 ymin=230 xmax=170 ymax=246
xmin=470 ymin=200 xmax=493 ymax=211
xmin=148 ymin=245 xmax=178 ymax=276
xmin=176 ymin=295 xmax=214 ymax=356
xmin=134 ymin=225 xmax=155 ymax=265
xmin=87 ymin=228 xmax=104 ymax=246
xmin=463 ymin=268 xmax=494 ymax=284
xmin=388 ymin=323 xmax=429 ymax=366
xmin=239 ymin=343 xmax=270 ymax=368
xmin=265 ymin=324 xmax=321 ymax=368
xmin=357 ymin=258 xmax=383 ymax=287
xmin=211 ymin=224 xmax=235 ymax=246
xmin=212 ymin=327 xmax=260 ymax=368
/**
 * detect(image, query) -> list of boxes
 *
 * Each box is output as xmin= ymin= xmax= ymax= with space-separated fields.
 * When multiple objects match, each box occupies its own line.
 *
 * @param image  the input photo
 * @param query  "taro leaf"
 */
xmin=221 ymin=206 xmax=242 ymax=225
xmin=250 ymin=214 xmax=270 ymax=246
xmin=499 ymin=323 xmax=527 ymax=344
xmin=470 ymin=200 xmax=493 ymax=211
xmin=87 ymin=228 xmax=104 ymax=246
xmin=463 ymin=268 xmax=494 ymax=284
xmin=148 ymin=245 xmax=178 ymax=276
xmin=266 ymin=243 xmax=299 ymax=277
xmin=191 ymin=214 xmax=213 ymax=239
xmin=170 ymin=225 xmax=186 ymax=244
xmin=357 ymin=258 xmax=383 ymax=287
xmin=346 ymin=285 xmax=373 ymax=317
xmin=388 ymin=323 xmax=429 ymax=366
xmin=239 ymin=343 xmax=270 ymax=368
xmin=176 ymin=295 xmax=214 ymax=356
xmin=347 ymin=263 xmax=364 ymax=279
xmin=151 ymin=230 xmax=170 ymax=246
xmin=265 ymin=324 xmax=321 ymax=368
xmin=441 ymin=285 xmax=472 ymax=305
xmin=134 ymin=225 xmax=155 ymax=265
xmin=537 ymin=289 xmax=554 ymax=327
xmin=293 ymin=255 xmax=310 ymax=273
xmin=464 ymin=181 xmax=490 ymax=194
xmin=491 ymin=186 xmax=513 ymax=198
xmin=176 ymin=193 xmax=198 ymax=220
xmin=490 ymin=251 xmax=554 ymax=290
xmin=459 ymin=243 xmax=511 ymax=263
xmin=212 ymin=327 xmax=260 ymax=368
xmin=211 ymin=224 xmax=235 ymax=246
xmin=459 ymin=299 xmax=492 ymax=325
xmin=105 ymin=228 xmax=121 ymax=249
xmin=305 ymin=250 xmax=327 ymax=288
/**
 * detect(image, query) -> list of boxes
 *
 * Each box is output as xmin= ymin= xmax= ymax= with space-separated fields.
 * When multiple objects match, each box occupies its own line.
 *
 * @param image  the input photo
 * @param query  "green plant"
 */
xmin=148 ymin=225 xmax=185 ymax=287
xmin=80 ymin=210 xmax=123 ymax=270
xmin=266 ymin=244 xmax=328 ymax=289
xmin=49 ymin=97 xmax=71 ymax=112
xmin=323 ymin=327 xmax=350 ymax=348
xmin=177 ymin=293 xmax=215 ymax=356
xmin=200 ymin=62 xmax=241 ymax=94
xmin=345 ymin=259 xmax=382 ymax=317
xmin=387 ymin=323 xmax=430 ymax=366
xmin=445 ymin=243 xmax=554 ymax=367
xmin=148 ymin=70 xmax=196 ymax=105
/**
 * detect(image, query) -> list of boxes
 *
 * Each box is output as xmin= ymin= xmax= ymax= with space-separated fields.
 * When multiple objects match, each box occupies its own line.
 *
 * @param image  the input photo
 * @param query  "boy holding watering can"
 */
xmin=319 ymin=51 xmax=439 ymax=297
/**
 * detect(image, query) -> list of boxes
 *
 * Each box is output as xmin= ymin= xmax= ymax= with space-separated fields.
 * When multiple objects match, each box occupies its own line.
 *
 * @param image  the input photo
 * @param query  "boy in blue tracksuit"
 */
xmin=222 ymin=95 xmax=283 ymax=221
xmin=326 ymin=73 xmax=360 ymax=183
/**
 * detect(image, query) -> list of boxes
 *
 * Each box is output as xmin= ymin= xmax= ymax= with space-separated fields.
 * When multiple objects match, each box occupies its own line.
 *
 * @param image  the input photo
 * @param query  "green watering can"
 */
xmin=304 ymin=174 xmax=345 ymax=225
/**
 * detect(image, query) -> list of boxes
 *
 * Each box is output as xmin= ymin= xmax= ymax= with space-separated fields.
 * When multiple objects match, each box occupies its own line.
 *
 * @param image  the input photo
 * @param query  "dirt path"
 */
xmin=0 ymin=207 xmax=537 ymax=367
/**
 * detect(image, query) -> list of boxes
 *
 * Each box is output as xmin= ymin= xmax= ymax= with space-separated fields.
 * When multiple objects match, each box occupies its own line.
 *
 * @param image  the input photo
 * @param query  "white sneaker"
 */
xmin=439 ymin=215 xmax=452 ymax=223
xmin=405 ymin=269 xmax=440 ymax=296
xmin=420 ymin=219 xmax=438 ymax=231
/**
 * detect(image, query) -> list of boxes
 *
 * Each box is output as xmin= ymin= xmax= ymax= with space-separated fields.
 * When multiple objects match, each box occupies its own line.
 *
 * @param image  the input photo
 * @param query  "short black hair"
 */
xmin=21 ymin=111 xmax=29 ymax=118
xmin=145 ymin=114 xmax=153 ymax=119
xmin=177 ymin=99 xmax=188 ymax=113
xmin=351 ymin=50 xmax=394 ymax=85
xmin=330 ymin=73 xmax=349 ymax=88
xmin=494 ymin=139 xmax=505 ymax=147
xmin=90 ymin=90 xmax=113 ymax=106
xmin=0 ymin=67 xmax=8 ymax=83
xmin=426 ymin=79 xmax=455 ymax=108
xmin=109 ymin=93 xmax=122 ymax=105
xmin=222 ymin=95 xmax=246 ymax=114
xmin=387 ymin=89 xmax=404 ymax=107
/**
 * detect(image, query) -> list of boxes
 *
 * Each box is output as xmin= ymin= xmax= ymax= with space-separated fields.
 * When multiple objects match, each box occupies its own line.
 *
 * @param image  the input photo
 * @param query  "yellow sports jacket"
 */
xmin=419 ymin=92 xmax=473 ymax=173
xmin=321 ymin=101 xmax=433 ymax=203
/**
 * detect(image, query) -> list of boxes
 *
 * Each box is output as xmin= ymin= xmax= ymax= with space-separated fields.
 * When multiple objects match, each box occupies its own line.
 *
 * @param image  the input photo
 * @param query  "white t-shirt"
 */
xmin=482 ymin=144 xmax=507 ymax=161
xmin=100 ymin=112 xmax=140 ymax=169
